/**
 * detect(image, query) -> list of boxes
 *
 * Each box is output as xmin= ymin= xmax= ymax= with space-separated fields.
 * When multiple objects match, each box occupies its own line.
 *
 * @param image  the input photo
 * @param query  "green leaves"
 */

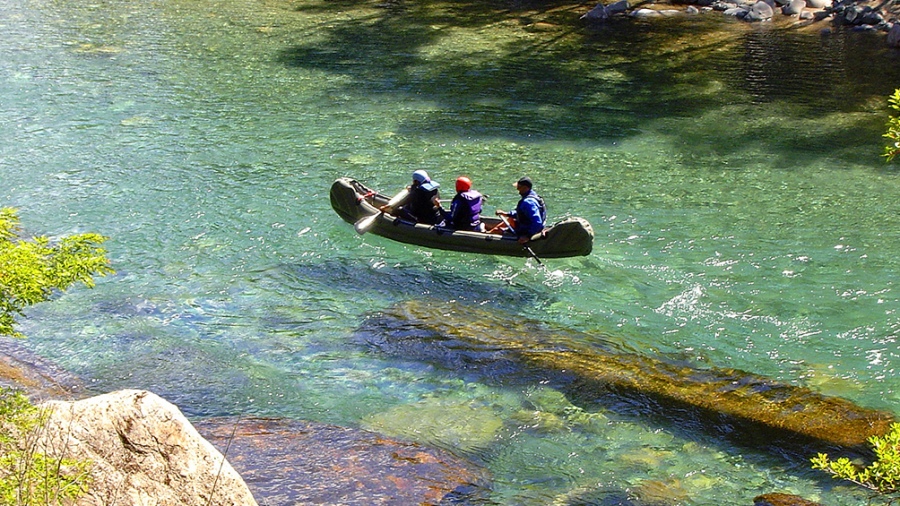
xmin=0 ymin=389 xmax=92 ymax=505
xmin=811 ymin=422 xmax=900 ymax=494
xmin=883 ymin=89 xmax=900 ymax=163
xmin=0 ymin=209 xmax=106 ymax=497
xmin=0 ymin=207 xmax=113 ymax=338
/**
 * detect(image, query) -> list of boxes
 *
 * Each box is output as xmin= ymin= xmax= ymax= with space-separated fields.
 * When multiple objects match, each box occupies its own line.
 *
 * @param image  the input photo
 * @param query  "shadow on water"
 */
xmin=59 ymin=258 xmax=562 ymax=417
xmin=277 ymin=257 xmax=548 ymax=310
xmin=276 ymin=0 xmax=900 ymax=166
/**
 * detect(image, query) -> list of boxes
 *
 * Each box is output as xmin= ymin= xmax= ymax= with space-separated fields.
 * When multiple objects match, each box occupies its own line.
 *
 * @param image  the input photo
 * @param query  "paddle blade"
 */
xmin=354 ymin=212 xmax=380 ymax=234
xmin=354 ymin=188 xmax=407 ymax=235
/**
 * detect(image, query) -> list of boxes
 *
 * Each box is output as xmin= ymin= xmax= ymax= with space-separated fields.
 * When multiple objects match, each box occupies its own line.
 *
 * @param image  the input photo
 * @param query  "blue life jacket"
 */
xmin=514 ymin=190 xmax=547 ymax=237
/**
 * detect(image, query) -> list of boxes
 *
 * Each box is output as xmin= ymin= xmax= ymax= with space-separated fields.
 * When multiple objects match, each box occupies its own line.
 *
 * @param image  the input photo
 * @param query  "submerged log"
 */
xmin=356 ymin=299 xmax=894 ymax=455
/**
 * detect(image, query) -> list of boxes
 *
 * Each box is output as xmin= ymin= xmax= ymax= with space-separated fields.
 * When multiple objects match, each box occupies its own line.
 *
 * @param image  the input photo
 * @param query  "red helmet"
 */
xmin=456 ymin=176 xmax=472 ymax=192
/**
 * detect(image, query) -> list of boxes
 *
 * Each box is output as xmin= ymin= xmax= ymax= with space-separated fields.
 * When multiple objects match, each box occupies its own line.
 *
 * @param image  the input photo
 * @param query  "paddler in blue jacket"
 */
xmin=494 ymin=176 xmax=547 ymax=244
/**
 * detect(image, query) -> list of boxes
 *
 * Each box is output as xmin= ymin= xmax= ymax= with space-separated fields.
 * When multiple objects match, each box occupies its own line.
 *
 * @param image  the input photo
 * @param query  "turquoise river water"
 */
xmin=1 ymin=0 xmax=899 ymax=503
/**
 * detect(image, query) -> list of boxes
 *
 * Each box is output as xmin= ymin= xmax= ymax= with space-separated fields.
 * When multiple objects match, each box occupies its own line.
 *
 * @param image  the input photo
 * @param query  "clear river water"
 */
xmin=1 ymin=0 xmax=899 ymax=504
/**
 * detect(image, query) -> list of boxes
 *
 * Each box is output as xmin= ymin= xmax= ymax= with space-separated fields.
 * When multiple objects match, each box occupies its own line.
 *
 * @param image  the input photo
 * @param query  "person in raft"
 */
xmin=491 ymin=176 xmax=547 ymax=244
xmin=382 ymin=170 xmax=442 ymax=225
xmin=441 ymin=176 xmax=485 ymax=232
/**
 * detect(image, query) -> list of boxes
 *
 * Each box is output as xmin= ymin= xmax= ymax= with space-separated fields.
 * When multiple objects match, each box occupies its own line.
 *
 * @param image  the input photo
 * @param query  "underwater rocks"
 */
xmin=356 ymin=299 xmax=894 ymax=455
xmin=361 ymin=398 xmax=505 ymax=454
xmin=195 ymin=417 xmax=489 ymax=506
xmin=0 ymin=336 xmax=86 ymax=400
xmin=754 ymin=492 xmax=824 ymax=505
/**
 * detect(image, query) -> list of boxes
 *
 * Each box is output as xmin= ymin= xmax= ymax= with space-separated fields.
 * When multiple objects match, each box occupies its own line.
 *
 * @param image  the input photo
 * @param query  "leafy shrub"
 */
xmin=811 ymin=422 xmax=900 ymax=494
xmin=883 ymin=89 xmax=900 ymax=163
xmin=0 ymin=207 xmax=112 ymax=337
xmin=0 ymin=389 xmax=91 ymax=505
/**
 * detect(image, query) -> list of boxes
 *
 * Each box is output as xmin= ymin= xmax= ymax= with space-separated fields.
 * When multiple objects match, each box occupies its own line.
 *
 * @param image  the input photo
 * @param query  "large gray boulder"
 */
xmin=747 ymin=1 xmax=775 ymax=20
xmin=782 ymin=0 xmax=806 ymax=16
xmin=888 ymin=23 xmax=900 ymax=47
xmin=581 ymin=2 xmax=610 ymax=20
xmin=805 ymin=0 xmax=831 ymax=9
xmin=581 ymin=0 xmax=629 ymax=20
xmin=37 ymin=389 xmax=258 ymax=506
xmin=606 ymin=0 xmax=630 ymax=15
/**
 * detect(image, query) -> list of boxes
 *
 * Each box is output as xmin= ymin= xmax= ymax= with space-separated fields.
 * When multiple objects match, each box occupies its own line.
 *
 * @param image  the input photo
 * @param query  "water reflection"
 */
xmin=739 ymin=27 xmax=898 ymax=111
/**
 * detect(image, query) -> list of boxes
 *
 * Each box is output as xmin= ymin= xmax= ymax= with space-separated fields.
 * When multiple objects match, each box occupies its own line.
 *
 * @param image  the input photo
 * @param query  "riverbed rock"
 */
xmin=748 ymin=1 xmax=776 ymax=20
xmin=582 ymin=2 xmax=611 ymax=20
xmin=783 ymin=0 xmax=807 ymax=16
xmin=805 ymin=0 xmax=831 ymax=9
xmin=888 ymin=23 xmax=900 ymax=46
xmin=195 ymin=417 xmax=490 ymax=505
xmin=754 ymin=492 xmax=823 ymax=506
xmin=36 ymin=389 xmax=258 ymax=506
xmin=724 ymin=6 xmax=751 ymax=17
xmin=0 ymin=336 xmax=85 ymax=400
xmin=582 ymin=0 xmax=629 ymax=20
xmin=862 ymin=9 xmax=884 ymax=24
xmin=577 ymin=0 xmax=900 ymax=35
xmin=632 ymin=8 xmax=664 ymax=17
xmin=842 ymin=4 xmax=865 ymax=23
xmin=608 ymin=0 xmax=630 ymax=14
xmin=361 ymin=398 xmax=504 ymax=454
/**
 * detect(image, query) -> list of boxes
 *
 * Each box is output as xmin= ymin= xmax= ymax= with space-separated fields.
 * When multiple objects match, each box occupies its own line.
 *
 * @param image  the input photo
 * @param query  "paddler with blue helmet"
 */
xmin=382 ymin=170 xmax=443 ymax=225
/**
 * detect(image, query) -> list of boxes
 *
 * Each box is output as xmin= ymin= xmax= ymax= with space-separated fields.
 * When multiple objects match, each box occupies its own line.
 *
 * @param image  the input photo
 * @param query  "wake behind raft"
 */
xmin=330 ymin=177 xmax=593 ymax=259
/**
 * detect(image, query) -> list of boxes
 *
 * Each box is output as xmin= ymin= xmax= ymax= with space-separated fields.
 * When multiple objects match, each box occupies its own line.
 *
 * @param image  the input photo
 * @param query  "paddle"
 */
xmin=499 ymin=214 xmax=543 ymax=265
xmin=355 ymin=188 xmax=409 ymax=234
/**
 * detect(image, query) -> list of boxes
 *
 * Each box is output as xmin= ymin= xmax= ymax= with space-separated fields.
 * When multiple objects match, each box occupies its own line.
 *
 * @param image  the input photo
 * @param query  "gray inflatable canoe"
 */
xmin=330 ymin=177 xmax=593 ymax=259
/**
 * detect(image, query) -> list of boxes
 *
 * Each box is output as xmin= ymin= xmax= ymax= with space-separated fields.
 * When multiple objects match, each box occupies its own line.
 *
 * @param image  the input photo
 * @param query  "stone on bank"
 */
xmin=36 ymin=389 xmax=257 ymax=506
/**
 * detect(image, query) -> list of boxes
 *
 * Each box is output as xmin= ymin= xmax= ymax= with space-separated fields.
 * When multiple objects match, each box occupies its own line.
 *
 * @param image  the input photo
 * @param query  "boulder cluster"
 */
xmin=582 ymin=0 xmax=900 ymax=46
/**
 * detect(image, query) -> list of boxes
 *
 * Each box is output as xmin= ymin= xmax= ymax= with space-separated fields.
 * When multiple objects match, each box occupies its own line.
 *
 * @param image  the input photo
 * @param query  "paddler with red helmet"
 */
xmin=441 ymin=176 xmax=485 ymax=232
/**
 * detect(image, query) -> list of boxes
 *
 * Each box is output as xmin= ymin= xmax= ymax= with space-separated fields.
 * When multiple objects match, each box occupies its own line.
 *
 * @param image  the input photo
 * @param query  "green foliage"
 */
xmin=0 ymin=389 xmax=92 ymax=505
xmin=883 ymin=89 xmax=900 ymax=163
xmin=0 ymin=207 xmax=112 ymax=338
xmin=811 ymin=422 xmax=900 ymax=494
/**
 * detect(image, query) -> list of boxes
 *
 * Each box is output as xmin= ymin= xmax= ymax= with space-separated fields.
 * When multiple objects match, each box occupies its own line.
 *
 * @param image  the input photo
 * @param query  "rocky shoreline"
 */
xmin=582 ymin=0 xmax=900 ymax=46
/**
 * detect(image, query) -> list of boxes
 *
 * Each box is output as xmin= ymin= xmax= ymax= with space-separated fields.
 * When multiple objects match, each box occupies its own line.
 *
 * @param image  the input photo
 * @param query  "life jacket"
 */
xmin=448 ymin=190 xmax=483 ymax=230
xmin=404 ymin=181 xmax=442 ymax=225
xmin=515 ymin=190 xmax=547 ymax=236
